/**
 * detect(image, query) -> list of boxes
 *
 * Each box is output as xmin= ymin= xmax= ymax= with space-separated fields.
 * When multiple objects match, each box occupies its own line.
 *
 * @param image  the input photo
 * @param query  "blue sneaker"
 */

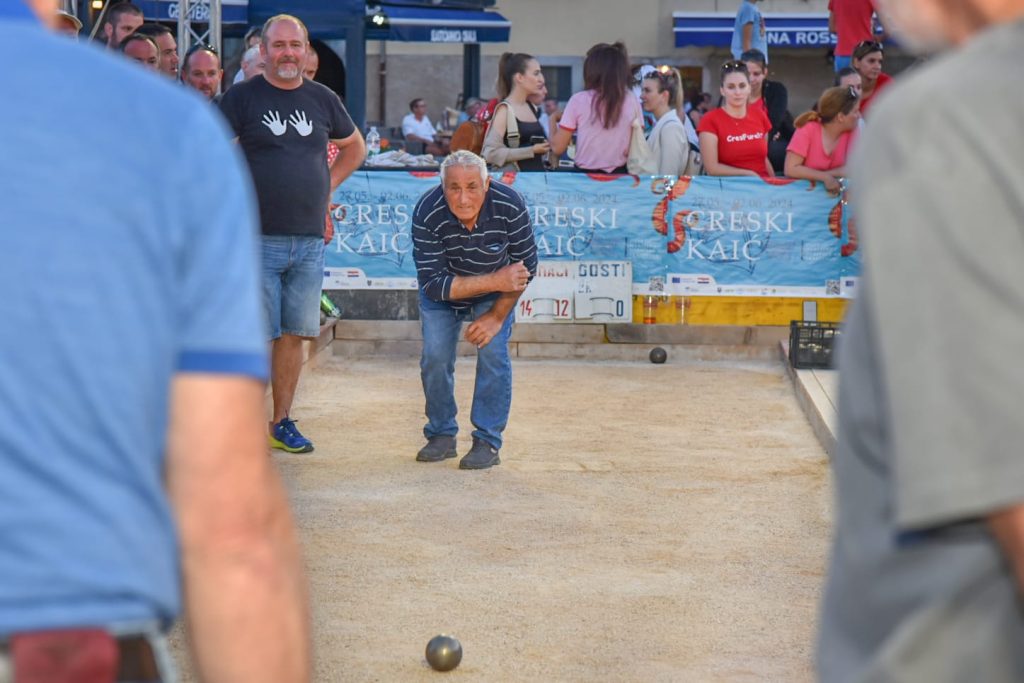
xmin=269 ymin=417 xmax=314 ymax=453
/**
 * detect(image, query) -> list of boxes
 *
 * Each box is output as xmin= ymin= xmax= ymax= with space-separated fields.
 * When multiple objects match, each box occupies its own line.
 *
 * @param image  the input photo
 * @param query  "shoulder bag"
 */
xmin=627 ymin=117 xmax=656 ymax=176
xmin=481 ymin=100 xmax=523 ymax=172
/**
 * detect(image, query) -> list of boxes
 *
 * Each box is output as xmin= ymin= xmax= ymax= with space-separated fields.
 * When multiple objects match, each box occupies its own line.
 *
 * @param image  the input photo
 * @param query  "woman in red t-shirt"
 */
xmin=852 ymin=40 xmax=893 ymax=116
xmin=697 ymin=61 xmax=774 ymax=178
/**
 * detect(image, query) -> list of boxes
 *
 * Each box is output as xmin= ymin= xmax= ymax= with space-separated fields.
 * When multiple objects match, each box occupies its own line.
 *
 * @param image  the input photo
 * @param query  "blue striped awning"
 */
xmin=367 ymin=6 xmax=510 ymax=43
xmin=137 ymin=0 xmax=249 ymax=25
xmin=673 ymin=12 xmax=836 ymax=49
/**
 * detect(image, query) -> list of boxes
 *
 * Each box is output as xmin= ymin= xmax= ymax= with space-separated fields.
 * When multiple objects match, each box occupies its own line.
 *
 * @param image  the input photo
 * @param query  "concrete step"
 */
xmin=334 ymin=320 xmax=786 ymax=347
xmin=515 ymin=342 xmax=778 ymax=362
xmin=333 ymin=320 xmax=606 ymax=344
xmin=781 ymin=341 xmax=838 ymax=458
xmin=331 ymin=320 xmax=786 ymax=361
xmin=333 ymin=339 xmax=479 ymax=359
xmin=511 ymin=324 xmax=607 ymax=344
xmin=331 ymin=338 xmax=779 ymax=362
xmin=605 ymin=324 xmax=788 ymax=346
xmin=334 ymin=320 xmax=421 ymax=341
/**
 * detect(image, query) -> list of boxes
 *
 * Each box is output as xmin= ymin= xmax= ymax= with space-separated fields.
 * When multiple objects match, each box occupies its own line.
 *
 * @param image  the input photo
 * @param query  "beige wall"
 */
xmin=365 ymin=52 xmax=464 ymax=128
xmin=364 ymin=0 xmax=913 ymax=130
xmin=373 ymin=0 xmax=833 ymax=57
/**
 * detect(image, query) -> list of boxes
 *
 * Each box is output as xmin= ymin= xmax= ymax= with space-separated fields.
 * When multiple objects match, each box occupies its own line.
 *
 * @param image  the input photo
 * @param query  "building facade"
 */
xmin=366 ymin=0 xmax=914 ymax=130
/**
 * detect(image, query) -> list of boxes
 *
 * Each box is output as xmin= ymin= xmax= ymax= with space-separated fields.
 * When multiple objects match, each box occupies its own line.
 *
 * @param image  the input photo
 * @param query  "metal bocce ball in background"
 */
xmin=649 ymin=347 xmax=668 ymax=364
xmin=425 ymin=634 xmax=463 ymax=672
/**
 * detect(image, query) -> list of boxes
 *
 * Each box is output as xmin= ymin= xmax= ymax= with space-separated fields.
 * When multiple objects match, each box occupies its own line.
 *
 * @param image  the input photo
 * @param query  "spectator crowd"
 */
xmin=55 ymin=1 xmax=319 ymax=104
xmin=446 ymin=2 xmax=893 ymax=185
xmin=55 ymin=0 xmax=898 ymax=186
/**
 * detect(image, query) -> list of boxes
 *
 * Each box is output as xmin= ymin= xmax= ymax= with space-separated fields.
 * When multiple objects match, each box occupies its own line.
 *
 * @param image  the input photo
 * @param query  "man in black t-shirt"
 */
xmin=220 ymin=14 xmax=365 ymax=454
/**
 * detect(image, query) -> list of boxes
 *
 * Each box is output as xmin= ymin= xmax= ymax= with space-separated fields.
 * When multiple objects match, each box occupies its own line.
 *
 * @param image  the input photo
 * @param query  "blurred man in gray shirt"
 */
xmin=818 ymin=1 xmax=1024 ymax=681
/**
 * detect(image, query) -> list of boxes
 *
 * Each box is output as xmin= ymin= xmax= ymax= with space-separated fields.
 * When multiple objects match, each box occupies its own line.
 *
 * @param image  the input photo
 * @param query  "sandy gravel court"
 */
xmin=173 ymin=355 xmax=831 ymax=682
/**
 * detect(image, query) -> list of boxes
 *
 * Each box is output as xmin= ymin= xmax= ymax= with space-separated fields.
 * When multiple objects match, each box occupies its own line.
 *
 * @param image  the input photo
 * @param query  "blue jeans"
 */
xmin=419 ymin=293 xmax=514 ymax=450
xmin=261 ymin=236 xmax=324 ymax=340
xmin=834 ymin=55 xmax=852 ymax=72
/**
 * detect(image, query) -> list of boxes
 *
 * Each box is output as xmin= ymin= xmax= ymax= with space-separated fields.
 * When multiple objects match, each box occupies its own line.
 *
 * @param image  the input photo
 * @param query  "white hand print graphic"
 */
xmin=261 ymin=110 xmax=287 ymax=136
xmin=288 ymin=110 xmax=313 ymax=136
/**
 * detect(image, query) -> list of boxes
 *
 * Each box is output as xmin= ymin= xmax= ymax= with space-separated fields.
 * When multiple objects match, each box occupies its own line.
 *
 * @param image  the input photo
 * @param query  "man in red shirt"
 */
xmin=829 ymin=0 xmax=887 ymax=72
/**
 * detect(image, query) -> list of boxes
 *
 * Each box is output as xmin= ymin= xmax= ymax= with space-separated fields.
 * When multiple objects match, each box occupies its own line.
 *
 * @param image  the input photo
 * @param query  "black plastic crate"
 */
xmin=789 ymin=321 xmax=841 ymax=369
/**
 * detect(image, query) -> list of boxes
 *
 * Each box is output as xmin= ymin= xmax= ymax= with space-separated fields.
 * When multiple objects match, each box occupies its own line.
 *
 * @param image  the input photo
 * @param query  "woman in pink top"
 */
xmin=784 ymin=85 xmax=861 ymax=194
xmin=551 ymin=42 xmax=640 ymax=174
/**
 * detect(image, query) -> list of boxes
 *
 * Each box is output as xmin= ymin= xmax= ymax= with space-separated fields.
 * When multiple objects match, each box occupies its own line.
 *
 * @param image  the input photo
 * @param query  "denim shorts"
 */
xmin=261 ymin=235 xmax=324 ymax=341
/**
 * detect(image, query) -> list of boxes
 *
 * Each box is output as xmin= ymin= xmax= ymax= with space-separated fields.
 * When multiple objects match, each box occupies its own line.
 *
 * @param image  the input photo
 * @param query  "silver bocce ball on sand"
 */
xmin=425 ymin=634 xmax=463 ymax=672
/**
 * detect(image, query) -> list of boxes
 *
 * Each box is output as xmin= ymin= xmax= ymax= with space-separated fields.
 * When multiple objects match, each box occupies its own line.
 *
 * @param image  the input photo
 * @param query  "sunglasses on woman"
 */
xmin=646 ymin=65 xmax=678 ymax=84
xmin=854 ymin=40 xmax=884 ymax=53
xmin=852 ymin=40 xmax=884 ymax=59
xmin=720 ymin=60 xmax=749 ymax=77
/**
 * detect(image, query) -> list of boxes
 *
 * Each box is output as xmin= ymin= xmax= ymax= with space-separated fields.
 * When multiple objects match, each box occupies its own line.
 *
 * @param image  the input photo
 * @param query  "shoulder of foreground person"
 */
xmin=24 ymin=26 xmax=220 ymax=143
xmin=857 ymin=27 xmax=1021 ymax=184
xmin=872 ymin=21 xmax=1023 ymax=124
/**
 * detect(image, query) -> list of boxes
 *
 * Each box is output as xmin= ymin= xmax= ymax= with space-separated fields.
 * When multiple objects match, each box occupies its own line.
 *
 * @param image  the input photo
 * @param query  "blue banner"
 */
xmin=323 ymin=171 xmax=860 ymax=298
xmin=137 ymin=0 xmax=249 ymax=24
xmin=672 ymin=12 xmax=837 ymax=50
xmin=365 ymin=6 xmax=512 ymax=44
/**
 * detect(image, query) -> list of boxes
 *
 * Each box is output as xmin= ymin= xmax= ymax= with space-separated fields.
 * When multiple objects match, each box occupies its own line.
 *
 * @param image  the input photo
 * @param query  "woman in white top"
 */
xmin=639 ymin=66 xmax=690 ymax=176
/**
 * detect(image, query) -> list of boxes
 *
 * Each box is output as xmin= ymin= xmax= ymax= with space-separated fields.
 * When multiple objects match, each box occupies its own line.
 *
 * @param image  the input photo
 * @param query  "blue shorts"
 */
xmin=834 ymin=55 xmax=852 ymax=72
xmin=261 ymin=235 xmax=324 ymax=340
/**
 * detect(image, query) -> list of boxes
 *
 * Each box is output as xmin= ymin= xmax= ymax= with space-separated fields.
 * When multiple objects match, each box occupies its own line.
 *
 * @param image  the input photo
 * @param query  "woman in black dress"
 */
xmin=481 ymin=52 xmax=552 ymax=171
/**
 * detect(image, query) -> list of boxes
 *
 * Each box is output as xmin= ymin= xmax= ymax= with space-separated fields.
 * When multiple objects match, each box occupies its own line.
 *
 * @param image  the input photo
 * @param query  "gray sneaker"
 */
xmin=416 ymin=435 xmax=457 ymax=462
xmin=459 ymin=438 xmax=501 ymax=470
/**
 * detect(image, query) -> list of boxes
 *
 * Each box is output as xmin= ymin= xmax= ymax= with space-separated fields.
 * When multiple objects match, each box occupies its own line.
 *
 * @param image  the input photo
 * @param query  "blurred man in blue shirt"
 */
xmin=0 ymin=2 xmax=310 ymax=681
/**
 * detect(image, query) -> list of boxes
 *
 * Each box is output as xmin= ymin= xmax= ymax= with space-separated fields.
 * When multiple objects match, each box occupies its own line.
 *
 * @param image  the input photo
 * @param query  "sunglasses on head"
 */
xmin=645 ymin=64 xmax=678 ymax=83
xmin=186 ymin=43 xmax=218 ymax=57
xmin=721 ymin=60 xmax=748 ymax=72
xmin=853 ymin=40 xmax=883 ymax=57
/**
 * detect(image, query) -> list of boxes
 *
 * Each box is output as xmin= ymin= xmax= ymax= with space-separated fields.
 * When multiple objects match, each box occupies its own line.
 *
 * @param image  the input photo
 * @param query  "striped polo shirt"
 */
xmin=412 ymin=179 xmax=538 ymax=310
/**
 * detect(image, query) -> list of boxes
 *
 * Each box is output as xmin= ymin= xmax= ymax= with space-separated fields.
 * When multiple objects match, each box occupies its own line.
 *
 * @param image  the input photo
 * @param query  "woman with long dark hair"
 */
xmin=551 ymin=42 xmax=641 ymax=174
xmin=481 ymin=52 xmax=551 ymax=171
xmin=740 ymin=49 xmax=794 ymax=174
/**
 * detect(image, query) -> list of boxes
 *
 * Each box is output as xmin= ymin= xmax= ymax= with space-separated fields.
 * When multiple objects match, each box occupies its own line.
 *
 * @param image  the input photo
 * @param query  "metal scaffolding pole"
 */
xmin=176 ymin=0 xmax=222 ymax=66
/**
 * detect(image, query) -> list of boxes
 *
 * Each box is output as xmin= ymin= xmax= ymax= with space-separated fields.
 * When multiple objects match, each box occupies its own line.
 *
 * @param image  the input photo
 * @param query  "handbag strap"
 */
xmin=498 ymin=99 xmax=520 ymax=148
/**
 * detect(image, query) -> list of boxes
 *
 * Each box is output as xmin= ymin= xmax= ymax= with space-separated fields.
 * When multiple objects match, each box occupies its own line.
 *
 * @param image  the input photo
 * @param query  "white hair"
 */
xmin=241 ymin=45 xmax=261 ymax=67
xmin=440 ymin=150 xmax=488 ymax=185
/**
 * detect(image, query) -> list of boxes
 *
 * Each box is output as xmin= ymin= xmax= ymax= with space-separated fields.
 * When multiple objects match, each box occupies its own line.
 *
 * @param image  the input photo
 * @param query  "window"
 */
xmin=678 ymin=66 xmax=703 ymax=103
xmin=541 ymin=66 xmax=572 ymax=103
